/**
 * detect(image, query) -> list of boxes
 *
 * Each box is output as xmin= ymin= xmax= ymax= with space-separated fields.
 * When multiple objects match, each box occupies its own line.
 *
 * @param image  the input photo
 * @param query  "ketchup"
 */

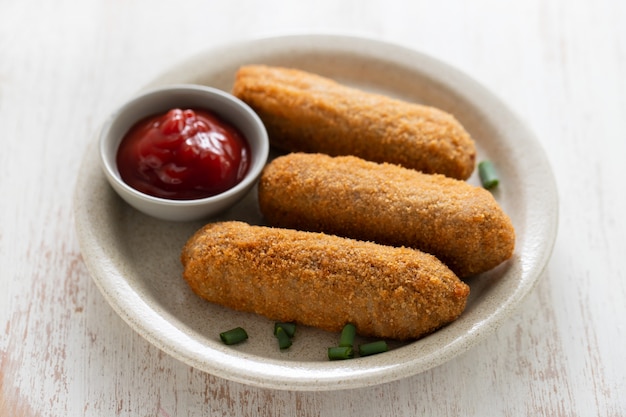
xmin=116 ymin=108 xmax=250 ymax=200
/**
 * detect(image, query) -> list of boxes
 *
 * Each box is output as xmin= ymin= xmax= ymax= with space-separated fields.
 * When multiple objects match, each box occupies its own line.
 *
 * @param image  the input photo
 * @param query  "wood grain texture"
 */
xmin=1 ymin=0 xmax=625 ymax=415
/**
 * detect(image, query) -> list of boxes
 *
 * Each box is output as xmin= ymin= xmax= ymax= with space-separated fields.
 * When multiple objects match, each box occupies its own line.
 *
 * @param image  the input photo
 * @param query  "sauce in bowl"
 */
xmin=116 ymin=108 xmax=250 ymax=200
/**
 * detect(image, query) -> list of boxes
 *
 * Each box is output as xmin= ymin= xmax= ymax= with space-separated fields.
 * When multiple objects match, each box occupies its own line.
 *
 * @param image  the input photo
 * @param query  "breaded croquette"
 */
xmin=258 ymin=153 xmax=515 ymax=278
xmin=181 ymin=221 xmax=469 ymax=341
xmin=232 ymin=65 xmax=476 ymax=180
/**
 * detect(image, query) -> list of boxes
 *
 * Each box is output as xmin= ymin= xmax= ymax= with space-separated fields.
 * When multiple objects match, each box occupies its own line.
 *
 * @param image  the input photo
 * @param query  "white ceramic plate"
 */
xmin=74 ymin=34 xmax=558 ymax=391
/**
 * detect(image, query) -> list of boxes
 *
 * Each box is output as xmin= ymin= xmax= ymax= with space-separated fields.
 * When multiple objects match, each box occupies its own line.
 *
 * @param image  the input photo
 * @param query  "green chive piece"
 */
xmin=219 ymin=327 xmax=248 ymax=345
xmin=359 ymin=340 xmax=389 ymax=357
xmin=339 ymin=323 xmax=357 ymax=347
xmin=328 ymin=346 xmax=354 ymax=360
xmin=274 ymin=322 xmax=296 ymax=338
xmin=275 ymin=326 xmax=293 ymax=350
xmin=478 ymin=160 xmax=500 ymax=189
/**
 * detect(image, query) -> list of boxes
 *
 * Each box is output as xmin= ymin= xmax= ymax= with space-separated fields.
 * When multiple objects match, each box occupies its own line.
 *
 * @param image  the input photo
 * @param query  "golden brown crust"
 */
xmin=232 ymin=65 xmax=476 ymax=180
xmin=181 ymin=221 xmax=469 ymax=340
xmin=258 ymin=153 xmax=515 ymax=278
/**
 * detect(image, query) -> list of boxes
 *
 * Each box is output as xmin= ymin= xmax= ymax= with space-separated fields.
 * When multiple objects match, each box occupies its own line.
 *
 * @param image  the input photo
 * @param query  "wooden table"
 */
xmin=2 ymin=0 xmax=624 ymax=415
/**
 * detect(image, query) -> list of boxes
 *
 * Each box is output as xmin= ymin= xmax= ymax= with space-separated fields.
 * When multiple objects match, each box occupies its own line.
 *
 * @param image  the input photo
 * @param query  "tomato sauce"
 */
xmin=116 ymin=108 xmax=250 ymax=200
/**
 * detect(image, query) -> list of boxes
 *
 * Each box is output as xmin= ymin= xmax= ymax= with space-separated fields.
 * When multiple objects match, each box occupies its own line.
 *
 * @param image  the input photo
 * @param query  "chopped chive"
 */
xmin=358 ymin=340 xmax=388 ymax=357
xmin=478 ymin=160 xmax=500 ymax=189
xmin=328 ymin=346 xmax=354 ymax=360
xmin=275 ymin=326 xmax=293 ymax=350
xmin=274 ymin=322 xmax=296 ymax=338
xmin=339 ymin=323 xmax=357 ymax=347
xmin=219 ymin=327 xmax=248 ymax=345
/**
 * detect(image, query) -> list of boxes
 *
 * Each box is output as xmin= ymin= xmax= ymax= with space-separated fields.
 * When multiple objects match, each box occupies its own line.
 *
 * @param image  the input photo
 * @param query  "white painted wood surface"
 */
xmin=1 ymin=0 xmax=625 ymax=415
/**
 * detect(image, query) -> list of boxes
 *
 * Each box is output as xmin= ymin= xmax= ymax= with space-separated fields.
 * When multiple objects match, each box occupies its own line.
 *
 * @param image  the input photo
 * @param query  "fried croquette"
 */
xmin=181 ymin=221 xmax=470 ymax=341
xmin=232 ymin=65 xmax=476 ymax=180
xmin=258 ymin=153 xmax=515 ymax=278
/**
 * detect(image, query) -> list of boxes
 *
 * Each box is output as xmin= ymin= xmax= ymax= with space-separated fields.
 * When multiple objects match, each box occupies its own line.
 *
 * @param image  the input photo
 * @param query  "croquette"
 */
xmin=258 ymin=153 xmax=515 ymax=278
xmin=232 ymin=65 xmax=476 ymax=180
xmin=181 ymin=221 xmax=470 ymax=341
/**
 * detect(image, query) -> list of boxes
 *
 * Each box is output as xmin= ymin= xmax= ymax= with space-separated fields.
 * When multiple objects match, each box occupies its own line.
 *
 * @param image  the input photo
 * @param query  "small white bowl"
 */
xmin=99 ymin=85 xmax=269 ymax=221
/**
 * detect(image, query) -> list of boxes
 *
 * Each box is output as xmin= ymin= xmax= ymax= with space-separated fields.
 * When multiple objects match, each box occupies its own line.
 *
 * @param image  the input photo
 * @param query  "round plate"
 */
xmin=74 ymin=34 xmax=558 ymax=391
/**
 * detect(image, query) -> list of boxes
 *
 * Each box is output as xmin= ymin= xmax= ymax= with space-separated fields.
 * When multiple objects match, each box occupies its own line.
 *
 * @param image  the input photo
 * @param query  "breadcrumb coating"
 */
xmin=258 ymin=153 xmax=515 ymax=278
xmin=181 ymin=221 xmax=469 ymax=341
xmin=232 ymin=65 xmax=476 ymax=180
